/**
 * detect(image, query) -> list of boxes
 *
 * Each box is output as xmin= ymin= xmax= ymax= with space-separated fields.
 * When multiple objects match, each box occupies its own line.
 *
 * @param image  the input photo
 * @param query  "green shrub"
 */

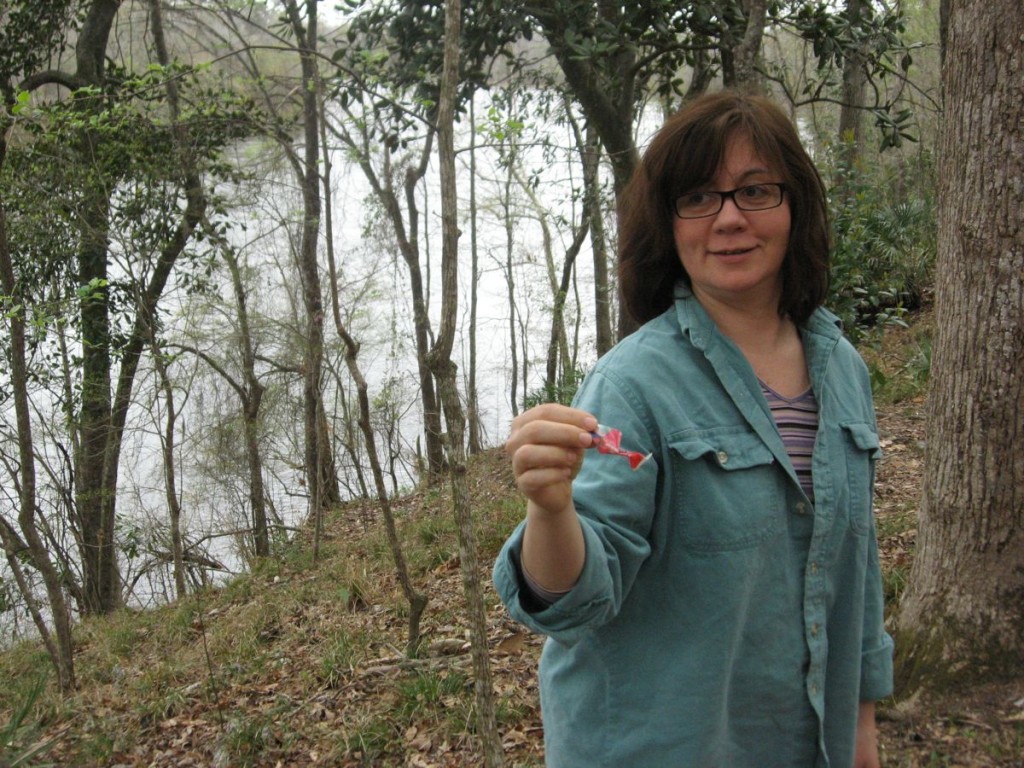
xmin=523 ymin=366 xmax=586 ymax=409
xmin=826 ymin=146 xmax=936 ymax=344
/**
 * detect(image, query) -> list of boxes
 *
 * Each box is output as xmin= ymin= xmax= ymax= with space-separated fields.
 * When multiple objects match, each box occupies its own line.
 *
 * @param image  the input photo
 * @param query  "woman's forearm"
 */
xmin=520 ymin=500 xmax=586 ymax=592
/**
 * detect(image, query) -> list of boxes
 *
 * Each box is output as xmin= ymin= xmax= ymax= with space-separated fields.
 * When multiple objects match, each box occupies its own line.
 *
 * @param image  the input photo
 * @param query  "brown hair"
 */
xmin=618 ymin=90 xmax=830 ymax=326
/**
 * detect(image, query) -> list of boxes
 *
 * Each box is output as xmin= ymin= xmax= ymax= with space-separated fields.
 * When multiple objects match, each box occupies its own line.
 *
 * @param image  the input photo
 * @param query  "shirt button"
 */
xmin=795 ymin=502 xmax=807 ymax=514
xmin=811 ymin=623 xmax=820 ymax=637
xmin=716 ymin=451 xmax=729 ymax=465
xmin=809 ymin=562 xmax=819 ymax=575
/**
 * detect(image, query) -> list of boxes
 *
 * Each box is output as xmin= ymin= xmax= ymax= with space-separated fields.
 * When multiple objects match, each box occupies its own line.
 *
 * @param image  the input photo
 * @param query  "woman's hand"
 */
xmin=507 ymin=404 xmax=596 ymax=592
xmin=505 ymin=403 xmax=597 ymax=517
xmin=853 ymin=701 xmax=882 ymax=768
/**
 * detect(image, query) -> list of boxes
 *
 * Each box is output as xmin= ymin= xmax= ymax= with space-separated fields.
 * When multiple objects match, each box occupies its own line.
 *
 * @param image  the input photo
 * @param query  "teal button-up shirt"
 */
xmin=494 ymin=286 xmax=894 ymax=767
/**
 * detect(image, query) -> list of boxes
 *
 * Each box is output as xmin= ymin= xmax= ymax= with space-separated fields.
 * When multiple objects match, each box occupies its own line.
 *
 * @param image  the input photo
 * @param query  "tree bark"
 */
xmin=326 ymin=108 xmax=448 ymax=481
xmin=722 ymin=0 xmax=768 ymax=92
xmin=466 ymin=98 xmax=484 ymax=454
xmin=226 ymin=251 xmax=271 ymax=558
xmin=525 ymin=3 xmax=638 ymax=197
xmin=895 ymin=0 xmax=1024 ymax=693
xmin=500 ymin=150 xmax=520 ymax=416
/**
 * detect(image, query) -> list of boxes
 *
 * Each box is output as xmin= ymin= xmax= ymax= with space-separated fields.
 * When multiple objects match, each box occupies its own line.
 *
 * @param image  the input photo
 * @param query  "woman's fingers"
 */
xmin=510 ymin=443 xmax=580 ymax=478
xmin=506 ymin=404 xmax=597 ymax=455
xmin=505 ymin=404 xmax=596 ymax=515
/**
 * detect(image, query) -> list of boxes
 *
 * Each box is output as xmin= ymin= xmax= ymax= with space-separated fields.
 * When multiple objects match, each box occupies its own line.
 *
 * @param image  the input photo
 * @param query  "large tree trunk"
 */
xmin=721 ymin=0 xmax=768 ymax=92
xmin=835 ymin=0 xmax=870 ymax=203
xmin=894 ymin=0 xmax=1024 ymax=693
xmin=837 ymin=0 xmax=869 ymax=148
xmin=74 ymin=0 xmax=133 ymax=615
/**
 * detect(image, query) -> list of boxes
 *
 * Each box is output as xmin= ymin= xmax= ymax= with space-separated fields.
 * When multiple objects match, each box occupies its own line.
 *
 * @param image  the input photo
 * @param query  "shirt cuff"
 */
xmin=519 ymin=557 xmax=572 ymax=608
xmin=859 ymin=632 xmax=895 ymax=700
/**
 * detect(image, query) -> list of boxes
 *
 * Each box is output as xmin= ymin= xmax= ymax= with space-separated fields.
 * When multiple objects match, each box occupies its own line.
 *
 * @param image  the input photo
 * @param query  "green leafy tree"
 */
xmin=2 ymin=0 xmax=252 ymax=617
xmin=340 ymin=0 xmax=919 ymax=341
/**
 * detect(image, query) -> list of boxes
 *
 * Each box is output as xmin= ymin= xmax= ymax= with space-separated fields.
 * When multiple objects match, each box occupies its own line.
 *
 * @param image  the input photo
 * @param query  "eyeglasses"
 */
xmin=674 ymin=183 xmax=787 ymax=219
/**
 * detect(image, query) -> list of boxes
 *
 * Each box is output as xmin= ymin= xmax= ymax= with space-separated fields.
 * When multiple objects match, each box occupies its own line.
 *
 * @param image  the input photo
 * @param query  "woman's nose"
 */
xmin=713 ymin=196 xmax=748 ymax=229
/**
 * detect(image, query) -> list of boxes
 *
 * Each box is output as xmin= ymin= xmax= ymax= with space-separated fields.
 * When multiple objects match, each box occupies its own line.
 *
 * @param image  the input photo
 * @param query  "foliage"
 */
xmin=0 ymin=0 xmax=75 ymax=95
xmin=826 ymin=145 xmax=937 ymax=344
xmin=0 ymin=64 xmax=256 ymax=404
xmin=523 ymin=365 xmax=586 ymax=410
xmin=868 ymin=332 xmax=932 ymax=405
xmin=336 ymin=0 xmax=524 ymax=126
xmin=780 ymin=0 xmax=922 ymax=148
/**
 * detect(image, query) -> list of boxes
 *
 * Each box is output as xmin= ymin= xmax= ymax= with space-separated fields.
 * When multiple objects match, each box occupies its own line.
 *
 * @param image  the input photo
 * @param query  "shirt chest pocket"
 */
xmin=668 ymin=428 xmax=783 ymax=552
xmin=840 ymin=421 xmax=882 ymax=535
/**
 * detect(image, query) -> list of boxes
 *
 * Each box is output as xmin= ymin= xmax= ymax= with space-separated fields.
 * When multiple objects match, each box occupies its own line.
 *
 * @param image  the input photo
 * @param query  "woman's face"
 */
xmin=672 ymin=135 xmax=791 ymax=312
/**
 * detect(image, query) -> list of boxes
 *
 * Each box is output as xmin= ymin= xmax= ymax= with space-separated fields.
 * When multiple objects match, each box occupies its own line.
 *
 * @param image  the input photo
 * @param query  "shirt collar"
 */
xmin=672 ymin=279 xmax=844 ymax=347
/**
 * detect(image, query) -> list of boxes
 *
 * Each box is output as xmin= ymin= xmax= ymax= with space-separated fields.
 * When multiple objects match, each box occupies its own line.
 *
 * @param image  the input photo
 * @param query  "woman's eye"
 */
xmin=683 ymin=192 xmax=712 ymax=205
xmin=740 ymin=184 xmax=771 ymax=200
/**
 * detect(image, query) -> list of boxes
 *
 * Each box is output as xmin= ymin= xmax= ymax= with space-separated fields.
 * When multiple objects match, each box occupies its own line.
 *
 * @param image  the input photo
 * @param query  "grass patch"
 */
xmin=341 ymin=715 xmax=400 ymax=764
xmin=861 ymin=310 xmax=933 ymax=405
xmin=216 ymin=711 xmax=278 ymax=767
xmin=395 ymin=668 xmax=468 ymax=723
xmin=0 ymin=672 xmax=58 ymax=768
xmin=319 ymin=631 xmax=363 ymax=688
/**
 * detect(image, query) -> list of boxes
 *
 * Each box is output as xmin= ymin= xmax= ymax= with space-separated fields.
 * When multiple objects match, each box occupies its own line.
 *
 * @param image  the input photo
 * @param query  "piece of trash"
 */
xmin=590 ymin=424 xmax=652 ymax=471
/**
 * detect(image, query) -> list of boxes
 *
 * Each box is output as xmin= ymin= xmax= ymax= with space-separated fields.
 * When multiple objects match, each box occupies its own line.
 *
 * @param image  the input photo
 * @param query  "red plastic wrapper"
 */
xmin=590 ymin=424 xmax=652 ymax=471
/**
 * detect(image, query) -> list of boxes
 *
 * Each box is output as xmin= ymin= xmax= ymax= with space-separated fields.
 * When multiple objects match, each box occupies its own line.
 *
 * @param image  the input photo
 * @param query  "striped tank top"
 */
xmin=759 ymin=380 xmax=818 ymax=502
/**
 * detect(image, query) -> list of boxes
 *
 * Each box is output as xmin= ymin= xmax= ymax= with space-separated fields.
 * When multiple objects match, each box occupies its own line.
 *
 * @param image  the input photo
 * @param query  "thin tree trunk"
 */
xmin=511 ymin=164 xmax=587 ymax=395
xmin=150 ymin=343 xmax=187 ymax=599
xmin=430 ymin=1 xmax=503 ymax=762
xmin=225 ymin=251 xmax=270 ymax=558
xmin=283 ymin=0 xmax=335 ymax=558
xmin=327 ymin=110 xmax=447 ymax=481
xmin=501 ymin=152 xmax=520 ymax=416
xmin=581 ymin=123 xmax=613 ymax=357
xmin=466 ymin=97 xmax=484 ymax=454
xmin=320 ymin=89 xmax=428 ymax=654
xmin=0 ymin=136 xmax=76 ymax=690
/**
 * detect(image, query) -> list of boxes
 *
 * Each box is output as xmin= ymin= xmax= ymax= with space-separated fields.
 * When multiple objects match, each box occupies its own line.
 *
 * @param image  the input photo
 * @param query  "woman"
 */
xmin=493 ymin=91 xmax=893 ymax=768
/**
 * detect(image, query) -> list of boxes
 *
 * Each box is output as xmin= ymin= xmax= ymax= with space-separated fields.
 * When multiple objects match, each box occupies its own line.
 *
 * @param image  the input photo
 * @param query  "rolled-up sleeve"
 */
xmin=493 ymin=519 xmax=623 ymax=644
xmin=493 ymin=368 xmax=658 ymax=645
xmin=859 ymin=514 xmax=895 ymax=700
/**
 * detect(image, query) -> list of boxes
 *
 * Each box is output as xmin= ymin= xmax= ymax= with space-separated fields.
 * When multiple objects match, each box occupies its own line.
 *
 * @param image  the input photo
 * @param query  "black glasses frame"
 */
xmin=674 ymin=183 xmax=787 ymax=219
